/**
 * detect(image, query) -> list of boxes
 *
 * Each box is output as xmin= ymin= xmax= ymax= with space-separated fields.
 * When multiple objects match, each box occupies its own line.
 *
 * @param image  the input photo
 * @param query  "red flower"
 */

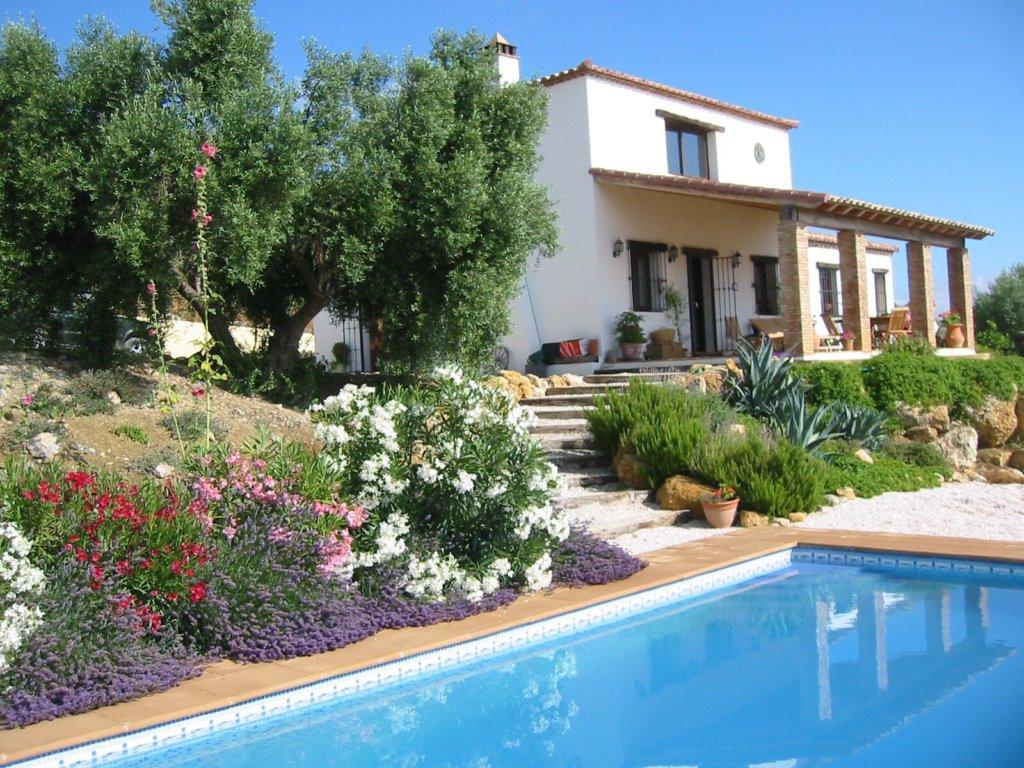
xmin=188 ymin=582 xmax=207 ymax=603
xmin=145 ymin=281 xmax=156 ymax=295
xmin=193 ymin=165 xmax=208 ymax=181
xmin=200 ymin=142 xmax=217 ymax=158
xmin=166 ymin=592 xmax=179 ymax=602
xmin=190 ymin=387 xmax=205 ymax=398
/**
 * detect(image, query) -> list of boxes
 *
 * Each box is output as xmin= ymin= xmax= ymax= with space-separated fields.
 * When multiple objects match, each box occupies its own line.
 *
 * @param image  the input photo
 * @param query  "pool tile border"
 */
xmin=4 ymin=528 xmax=1024 ymax=766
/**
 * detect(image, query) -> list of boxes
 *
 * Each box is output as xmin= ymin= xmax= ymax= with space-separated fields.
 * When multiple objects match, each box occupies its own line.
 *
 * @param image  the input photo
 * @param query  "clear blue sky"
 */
xmin=5 ymin=0 xmax=1022 ymax=307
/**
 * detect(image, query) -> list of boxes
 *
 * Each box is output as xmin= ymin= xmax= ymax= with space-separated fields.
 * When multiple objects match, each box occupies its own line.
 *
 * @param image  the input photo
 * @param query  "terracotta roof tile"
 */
xmin=807 ymin=231 xmax=899 ymax=254
xmin=539 ymin=61 xmax=800 ymax=130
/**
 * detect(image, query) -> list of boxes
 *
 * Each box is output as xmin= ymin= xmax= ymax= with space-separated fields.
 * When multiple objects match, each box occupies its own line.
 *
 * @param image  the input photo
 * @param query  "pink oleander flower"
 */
xmin=191 ymin=208 xmax=200 ymax=220
xmin=203 ymin=213 xmax=212 ymax=226
xmin=21 ymin=394 xmax=34 ymax=407
xmin=200 ymin=142 xmax=217 ymax=158
xmin=145 ymin=280 xmax=156 ymax=295
xmin=193 ymin=165 xmax=208 ymax=181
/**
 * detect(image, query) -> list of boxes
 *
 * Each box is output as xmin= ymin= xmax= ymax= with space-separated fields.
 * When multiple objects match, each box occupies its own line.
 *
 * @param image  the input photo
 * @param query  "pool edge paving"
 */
xmin=4 ymin=527 xmax=1024 ymax=766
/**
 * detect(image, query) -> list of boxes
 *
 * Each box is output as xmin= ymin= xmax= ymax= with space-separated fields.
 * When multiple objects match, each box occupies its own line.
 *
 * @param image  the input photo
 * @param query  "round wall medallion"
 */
xmin=754 ymin=143 xmax=766 ymax=163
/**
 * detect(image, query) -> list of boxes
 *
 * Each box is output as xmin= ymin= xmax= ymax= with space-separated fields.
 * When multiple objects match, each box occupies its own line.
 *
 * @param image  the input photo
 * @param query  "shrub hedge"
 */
xmin=795 ymin=352 xmax=1024 ymax=415
xmin=588 ymin=382 xmax=826 ymax=517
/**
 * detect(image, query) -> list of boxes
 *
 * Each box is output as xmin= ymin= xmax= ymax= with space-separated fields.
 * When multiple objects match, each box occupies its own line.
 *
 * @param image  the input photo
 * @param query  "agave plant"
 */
xmin=827 ymin=403 xmax=889 ymax=449
xmin=770 ymin=389 xmax=841 ymax=454
xmin=725 ymin=338 xmax=804 ymax=423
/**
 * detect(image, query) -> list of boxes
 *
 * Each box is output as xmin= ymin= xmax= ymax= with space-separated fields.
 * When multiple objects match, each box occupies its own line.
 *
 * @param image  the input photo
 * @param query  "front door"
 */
xmin=686 ymin=250 xmax=717 ymax=354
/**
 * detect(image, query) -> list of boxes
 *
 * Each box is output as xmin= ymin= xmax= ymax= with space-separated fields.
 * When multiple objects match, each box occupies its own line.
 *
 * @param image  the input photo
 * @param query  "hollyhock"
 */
xmin=145 ymin=280 xmax=156 ymax=295
xmin=20 ymin=395 xmax=33 ymax=407
xmin=192 ymin=165 xmax=207 ymax=181
xmin=200 ymin=142 xmax=217 ymax=158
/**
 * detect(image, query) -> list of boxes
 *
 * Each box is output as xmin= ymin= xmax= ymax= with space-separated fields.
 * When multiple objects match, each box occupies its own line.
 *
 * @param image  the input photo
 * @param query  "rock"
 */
xmin=1016 ymin=396 xmax=1024 ymax=441
xmin=976 ymin=465 xmax=1024 ymax=484
xmin=26 ymin=432 xmax=60 ymax=461
xmin=788 ymin=512 xmax=808 ymax=523
xmin=934 ymin=423 xmax=978 ymax=470
xmin=655 ymin=475 xmax=714 ymax=513
xmin=684 ymin=376 xmax=707 ymax=395
xmin=3 ymin=408 xmax=19 ymax=423
xmin=894 ymin=403 xmax=950 ymax=432
xmin=727 ymin=422 xmax=748 ymax=438
xmin=563 ymin=373 xmax=586 ymax=386
xmin=725 ymin=358 xmax=743 ymax=379
xmin=611 ymin=444 xmax=627 ymax=472
xmin=823 ymin=494 xmax=844 ymax=506
xmin=905 ymin=425 xmax=938 ymax=443
xmin=835 ymin=486 xmax=857 ymax=500
xmin=771 ymin=518 xmax=792 ymax=527
xmin=966 ymin=395 xmax=1018 ymax=448
xmin=105 ymin=390 xmax=122 ymax=406
xmin=152 ymin=463 xmax=175 ymax=479
xmin=1009 ymin=450 xmax=1024 ymax=473
xmin=739 ymin=510 xmax=770 ymax=528
xmin=950 ymin=470 xmax=972 ymax=483
xmin=977 ymin=448 xmax=1012 ymax=467
xmin=616 ymin=453 xmax=650 ymax=490
xmin=853 ymin=448 xmax=873 ymax=464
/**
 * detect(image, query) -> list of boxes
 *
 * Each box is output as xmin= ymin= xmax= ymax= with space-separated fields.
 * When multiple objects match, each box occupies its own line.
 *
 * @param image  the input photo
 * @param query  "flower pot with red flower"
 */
xmin=840 ymin=330 xmax=856 ymax=352
xmin=700 ymin=485 xmax=740 ymax=529
xmin=940 ymin=311 xmax=965 ymax=348
xmin=614 ymin=311 xmax=646 ymax=361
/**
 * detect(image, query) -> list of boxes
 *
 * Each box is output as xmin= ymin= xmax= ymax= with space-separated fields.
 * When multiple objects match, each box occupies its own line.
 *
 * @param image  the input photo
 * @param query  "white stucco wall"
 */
xmin=583 ymin=77 xmax=794 ymax=188
xmin=807 ymin=243 xmax=895 ymax=339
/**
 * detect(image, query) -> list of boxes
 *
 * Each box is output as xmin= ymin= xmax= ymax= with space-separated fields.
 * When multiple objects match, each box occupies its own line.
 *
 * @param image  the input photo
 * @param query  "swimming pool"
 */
xmin=18 ymin=548 xmax=1024 ymax=767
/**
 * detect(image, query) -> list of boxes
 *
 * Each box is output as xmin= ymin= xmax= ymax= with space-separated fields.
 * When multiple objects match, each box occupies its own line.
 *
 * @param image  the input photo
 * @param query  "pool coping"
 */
xmin=4 ymin=527 xmax=1024 ymax=765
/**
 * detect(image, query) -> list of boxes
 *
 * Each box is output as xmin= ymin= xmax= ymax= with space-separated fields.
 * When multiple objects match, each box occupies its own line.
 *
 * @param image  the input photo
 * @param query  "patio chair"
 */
xmin=878 ymin=307 xmax=911 ymax=345
xmin=749 ymin=318 xmax=785 ymax=351
xmin=819 ymin=314 xmax=842 ymax=350
xmin=723 ymin=316 xmax=756 ymax=351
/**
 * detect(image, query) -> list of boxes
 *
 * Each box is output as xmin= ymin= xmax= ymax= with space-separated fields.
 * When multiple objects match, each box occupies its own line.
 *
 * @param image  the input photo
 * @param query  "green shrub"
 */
xmin=976 ymin=321 xmax=1014 ymax=354
xmin=718 ymin=438 xmax=826 ymax=518
xmin=823 ymin=454 xmax=947 ymax=498
xmin=793 ymin=363 xmax=871 ymax=408
xmin=112 ymin=424 xmax=149 ymax=445
xmin=159 ymin=410 xmax=228 ymax=443
xmin=66 ymin=370 xmax=152 ymax=415
xmin=877 ymin=438 xmax=949 ymax=470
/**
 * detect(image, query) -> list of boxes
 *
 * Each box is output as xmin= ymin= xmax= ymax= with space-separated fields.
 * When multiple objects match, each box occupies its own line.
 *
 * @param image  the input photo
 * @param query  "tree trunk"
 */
xmin=262 ymin=296 xmax=327 ymax=376
xmin=171 ymin=265 xmax=245 ymax=371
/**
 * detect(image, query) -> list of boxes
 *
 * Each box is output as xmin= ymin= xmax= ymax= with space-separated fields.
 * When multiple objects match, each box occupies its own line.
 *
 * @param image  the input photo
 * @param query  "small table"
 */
xmin=870 ymin=315 xmax=891 ymax=348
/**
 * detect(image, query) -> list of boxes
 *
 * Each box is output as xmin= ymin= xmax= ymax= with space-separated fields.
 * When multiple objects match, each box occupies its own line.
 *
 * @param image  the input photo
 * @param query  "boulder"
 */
xmin=933 ymin=423 xmax=978 ymax=470
xmin=562 ymin=373 xmax=586 ymax=386
xmin=684 ymin=376 xmax=708 ymax=395
xmin=725 ymin=358 xmax=743 ymax=379
xmin=26 ymin=432 xmax=60 ymax=461
xmin=727 ymin=422 xmax=748 ymax=438
xmin=835 ymin=486 xmax=857 ymax=500
xmin=1016 ymin=395 xmax=1024 ymax=441
xmin=977 ymin=448 xmax=1012 ymax=467
xmin=788 ymin=512 xmax=808 ymax=523
xmin=771 ymin=518 xmax=793 ymax=527
xmin=1009 ymin=450 xmax=1024 ymax=473
xmin=976 ymin=465 xmax=1024 ymax=484
xmin=105 ymin=390 xmax=122 ymax=406
xmin=905 ymin=425 xmax=938 ymax=443
xmin=965 ymin=395 xmax=1018 ymax=448
xmin=894 ymin=403 xmax=950 ymax=432
xmin=616 ymin=453 xmax=650 ymax=490
xmin=152 ymin=463 xmax=175 ymax=479
xmin=739 ymin=510 xmax=770 ymax=528
xmin=655 ymin=475 xmax=714 ymax=513
xmin=853 ymin=448 xmax=873 ymax=464
xmin=484 ymin=375 xmax=520 ymax=401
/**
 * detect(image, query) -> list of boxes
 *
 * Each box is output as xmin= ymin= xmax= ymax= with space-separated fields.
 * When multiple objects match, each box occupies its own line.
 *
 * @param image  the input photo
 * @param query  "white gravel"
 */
xmin=612 ymin=521 xmax=730 ymax=555
xmin=798 ymin=482 xmax=1024 ymax=542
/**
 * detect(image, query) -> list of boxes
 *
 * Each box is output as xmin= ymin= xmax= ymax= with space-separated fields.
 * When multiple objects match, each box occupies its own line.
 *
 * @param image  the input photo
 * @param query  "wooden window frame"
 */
xmin=664 ymin=119 xmax=710 ymax=179
xmin=873 ymin=269 xmax=889 ymax=315
xmin=751 ymin=255 xmax=780 ymax=316
xmin=628 ymin=240 xmax=669 ymax=312
xmin=817 ymin=264 xmax=841 ymax=318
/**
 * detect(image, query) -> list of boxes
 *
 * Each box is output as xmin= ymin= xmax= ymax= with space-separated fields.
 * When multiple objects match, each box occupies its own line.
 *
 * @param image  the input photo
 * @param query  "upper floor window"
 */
xmin=751 ymin=256 xmax=780 ymax=315
xmin=628 ymin=241 xmax=668 ymax=312
xmin=665 ymin=122 xmax=709 ymax=179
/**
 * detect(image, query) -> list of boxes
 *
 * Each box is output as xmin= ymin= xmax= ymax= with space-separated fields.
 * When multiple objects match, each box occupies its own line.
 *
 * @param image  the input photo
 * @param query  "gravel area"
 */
xmin=612 ymin=521 xmax=730 ymax=555
xmin=799 ymin=482 xmax=1024 ymax=542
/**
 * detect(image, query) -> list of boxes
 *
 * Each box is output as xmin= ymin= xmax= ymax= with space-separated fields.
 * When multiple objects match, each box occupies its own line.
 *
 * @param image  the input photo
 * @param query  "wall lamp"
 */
xmin=668 ymin=245 xmax=679 ymax=263
xmin=732 ymin=251 xmax=742 ymax=268
xmin=612 ymin=238 xmax=624 ymax=258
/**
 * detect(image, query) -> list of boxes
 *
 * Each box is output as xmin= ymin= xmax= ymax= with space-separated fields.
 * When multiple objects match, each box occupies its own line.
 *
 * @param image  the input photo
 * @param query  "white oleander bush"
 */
xmin=0 ymin=517 xmax=45 ymax=671
xmin=310 ymin=367 xmax=566 ymax=601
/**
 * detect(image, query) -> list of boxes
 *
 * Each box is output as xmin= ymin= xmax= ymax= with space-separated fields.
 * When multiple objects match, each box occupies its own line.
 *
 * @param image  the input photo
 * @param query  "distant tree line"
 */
xmin=0 ymin=0 xmax=556 ymax=376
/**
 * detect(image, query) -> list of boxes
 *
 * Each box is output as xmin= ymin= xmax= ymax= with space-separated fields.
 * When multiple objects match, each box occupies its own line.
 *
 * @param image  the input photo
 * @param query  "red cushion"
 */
xmin=557 ymin=338 xmax=583 ymax=358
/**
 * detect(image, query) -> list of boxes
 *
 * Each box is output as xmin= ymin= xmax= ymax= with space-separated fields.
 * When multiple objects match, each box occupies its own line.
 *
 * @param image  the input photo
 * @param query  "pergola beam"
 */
xmin=782 ymin=206 xmax=967 ymax=249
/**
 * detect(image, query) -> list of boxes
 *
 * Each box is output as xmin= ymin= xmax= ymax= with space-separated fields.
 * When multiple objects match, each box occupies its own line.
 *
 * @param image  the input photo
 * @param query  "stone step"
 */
xmin=564 ymin=501 xmax=685 ymax=538
xmin=528 ymin=418 xmax=590 ymax=435
xmin=586 ymin=372 xmax=682 ymax=384
xmin=521 ymin=393 xmax=599 ymax=407
xmin=558 ymin=466 xmax=620 ymax=488
xmin=537 ymin=432 xmax=598 ymax=451
xmin=545 ymin=448 xmax=607 ymax=471
xmin=529 ymin=405 xmax=594 ymax=420
xmin=555 ymin=485 xmax=648 ymax=510
xmin=545 ymin=383 xmax=629 ymax=396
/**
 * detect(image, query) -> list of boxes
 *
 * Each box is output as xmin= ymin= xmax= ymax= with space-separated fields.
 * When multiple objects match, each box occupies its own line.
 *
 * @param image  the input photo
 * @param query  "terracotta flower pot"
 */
xmin=619 ymin=342 xmax=645 ymax=361
xmin=700 ymin=498 xmax=740 ymax=529
xmin=587 ymin=338 xmax=600 ymax=357
xmin=944 ymin=324 xmax=966 ymax=348
xmin=841 ymin=338 xmax=854 ymax=351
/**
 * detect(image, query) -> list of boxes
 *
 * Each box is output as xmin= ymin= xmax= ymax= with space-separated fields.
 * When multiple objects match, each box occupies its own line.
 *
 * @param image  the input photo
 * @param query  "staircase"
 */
xmin=521 ymin=374 xmax=682 ymax=537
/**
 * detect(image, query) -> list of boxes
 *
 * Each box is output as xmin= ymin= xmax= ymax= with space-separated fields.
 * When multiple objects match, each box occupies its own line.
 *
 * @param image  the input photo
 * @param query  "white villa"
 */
xmin=314 ymin=36 xmax=993 ymax=373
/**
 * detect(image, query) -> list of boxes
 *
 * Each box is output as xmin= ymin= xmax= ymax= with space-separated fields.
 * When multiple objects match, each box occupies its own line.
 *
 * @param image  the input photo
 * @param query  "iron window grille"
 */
xmin=751 ymin=255 xmax=780 ymax=315
xmin=818 ymin=264 xmax=841 ymax=318
xmin=629 ymin=241 xmax=669 ymax=312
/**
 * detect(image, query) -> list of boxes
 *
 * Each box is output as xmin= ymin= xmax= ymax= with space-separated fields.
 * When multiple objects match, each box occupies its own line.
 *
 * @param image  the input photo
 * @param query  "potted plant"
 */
xmin=700 ymin=484 xmax=740 ymax=528
xmin=940 ymin=310 xmax=965 ymax=348
xmin=614 ymin=311 xmax=646 ymax=360
xmin=662 ymin=284 xmax=688 ymax=344
xmin=332 ymin=341 xmax=351 ymax=372
xmin=840 ymin=330 xmax=855 ymax=351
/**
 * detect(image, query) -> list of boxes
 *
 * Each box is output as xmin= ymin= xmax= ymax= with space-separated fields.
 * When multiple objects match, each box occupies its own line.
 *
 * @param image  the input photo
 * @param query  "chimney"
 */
xmin=488 ymin=33 xmax=519 ymax=85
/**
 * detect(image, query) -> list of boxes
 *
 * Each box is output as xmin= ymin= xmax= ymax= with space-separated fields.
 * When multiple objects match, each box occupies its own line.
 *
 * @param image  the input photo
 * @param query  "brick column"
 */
xmin=946 ymin=246 xmax=975 ymax=348
xmin=777 ymin=218 xmax=815 ymax=357
xmin=906 ymin=241 xmax=937 ymax=345
xmin=837 ymin=230 xmax=871 ymax=352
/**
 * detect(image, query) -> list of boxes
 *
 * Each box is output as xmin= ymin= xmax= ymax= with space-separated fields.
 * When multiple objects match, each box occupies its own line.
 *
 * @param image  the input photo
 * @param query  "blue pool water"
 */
xmin=110 ymin=558 xmax=1024 ymax=768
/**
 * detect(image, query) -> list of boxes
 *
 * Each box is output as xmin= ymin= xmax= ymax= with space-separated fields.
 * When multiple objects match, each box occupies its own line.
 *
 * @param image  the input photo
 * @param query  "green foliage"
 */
xmin=976 ymin=320 xmax=1014 ymax=354
xmin=975 ymin=263 xmax=1024 ymax=354
xmin=725 ymin=340 xmax=803 ymax=423
xmin=112 ymin=424 xmax=149 ymax=445
xmin=160 ymin=410 xmax=228 ymax=443
xmin=225 ymin=351 xmax=331 ymax=409
xmin=826 ymin=404 xmax=888 ymax=450
xmin=588 ymin=383 xmax=825 ymax=517
xmin=793 ymin=363 xmax=872 ymax=408
xmin=65 ymin=370 xmax=152 ymax=415
xmin=662 ymin=285 xmax=686 ymax=342
xmin=823 ymin=453 xmax=947 ymax=498
xmin=613 ymin=311 xmax=646 ymax=344
xmin=877 ymin=438 xmax=949 ymax=470
xmin=883 ymin=336 xmax=936 ymax=356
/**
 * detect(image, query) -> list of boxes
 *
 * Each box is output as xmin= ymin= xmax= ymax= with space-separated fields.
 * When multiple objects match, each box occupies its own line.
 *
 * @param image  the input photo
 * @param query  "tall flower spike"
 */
xmin=200 ymin=142 xmax=217 ymax=158
xmin=193 ymin=165 xmax=208 ymax=181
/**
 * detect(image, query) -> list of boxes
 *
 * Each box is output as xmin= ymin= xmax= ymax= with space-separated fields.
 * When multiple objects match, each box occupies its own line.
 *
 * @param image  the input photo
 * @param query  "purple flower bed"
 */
xmin=552 ymin=529 xmax=646 ymax=587
xmin=0 ymin=566 xmax=201 ymax=729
